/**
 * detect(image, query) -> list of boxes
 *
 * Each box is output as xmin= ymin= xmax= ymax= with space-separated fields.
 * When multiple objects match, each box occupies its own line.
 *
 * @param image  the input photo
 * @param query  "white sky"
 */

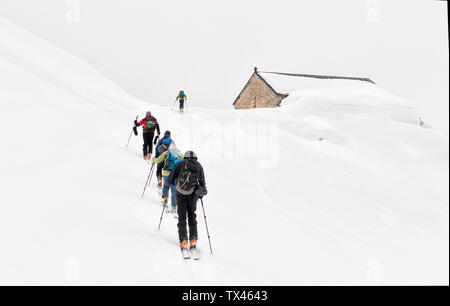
xmin=0 ymin=0 xmax=448 ymax=123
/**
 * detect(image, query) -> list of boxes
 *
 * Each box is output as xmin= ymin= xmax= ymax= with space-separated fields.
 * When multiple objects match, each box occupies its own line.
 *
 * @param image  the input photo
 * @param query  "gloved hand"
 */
xmin=196 ymin=186 xmax=207 ymax=199
xmin=134 ymin=120 xmax=138 ymax=126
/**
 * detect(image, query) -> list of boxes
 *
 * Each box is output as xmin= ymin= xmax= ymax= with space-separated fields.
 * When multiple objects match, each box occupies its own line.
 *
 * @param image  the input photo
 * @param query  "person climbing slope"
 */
xmin=154 ymin=130 xmax=174 ymax=189
xmin=152 ymin=143 xmax=184 ymax=216
xmin=175 ymin=90 xmax=187 ymax=112
xmin=167 ymin=151 xmax=207 ymax=253
xmin=134 ymin=111 xmax=160 ymax=160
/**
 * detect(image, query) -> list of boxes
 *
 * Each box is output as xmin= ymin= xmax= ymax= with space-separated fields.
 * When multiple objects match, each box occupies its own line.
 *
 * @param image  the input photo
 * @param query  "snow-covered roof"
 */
xmin=258 ymin=71 xmax=375 ymax=95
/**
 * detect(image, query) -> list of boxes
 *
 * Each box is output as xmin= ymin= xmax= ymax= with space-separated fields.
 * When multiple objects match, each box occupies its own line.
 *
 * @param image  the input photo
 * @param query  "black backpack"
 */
xmin=176 ymin=160 xmax=201 ymax=195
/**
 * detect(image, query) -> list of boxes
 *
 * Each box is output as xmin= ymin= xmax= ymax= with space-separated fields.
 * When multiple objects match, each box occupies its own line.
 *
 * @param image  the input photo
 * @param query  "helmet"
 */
xmin=146 ymin=111 xmax=151 ymax=117
xmin=184 ymin=150 xmax=197 ymax=160
xmin=164 ymin=130 xmax=171 ymax=138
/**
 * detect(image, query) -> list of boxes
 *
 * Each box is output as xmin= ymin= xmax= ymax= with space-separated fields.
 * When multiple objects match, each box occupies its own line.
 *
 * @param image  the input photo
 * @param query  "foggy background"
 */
xmin=0 ymin=0 xmax=448 ymax=123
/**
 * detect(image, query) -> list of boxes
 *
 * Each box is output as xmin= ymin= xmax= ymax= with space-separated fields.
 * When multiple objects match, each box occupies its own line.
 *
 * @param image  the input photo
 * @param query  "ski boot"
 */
xmin=189 ymin=238 xmax=199 ymax=260
xmin=144 ymin=155 xmax=148 ymax=160
xmin=171 ymin=204 xmax=177 ymax=218
xmin=181 ymin=240 xmax=188 ymax=249
xmin=189 ymin=238 xmax=197 ymax=250
xmin=180 ymin=240 xmax=190 ymax=259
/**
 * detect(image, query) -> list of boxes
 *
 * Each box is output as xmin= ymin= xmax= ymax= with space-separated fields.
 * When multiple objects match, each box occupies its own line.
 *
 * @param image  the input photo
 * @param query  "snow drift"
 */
xmin=0 ymin=18 xmax=448 ymax=285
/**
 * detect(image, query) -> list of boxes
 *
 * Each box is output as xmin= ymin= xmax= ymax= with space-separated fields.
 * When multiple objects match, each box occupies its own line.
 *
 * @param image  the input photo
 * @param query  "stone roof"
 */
xmin=233 ymin=68 xmax=375 ymax=106
xmin=258 ymin=71 xmax=375 ymax=95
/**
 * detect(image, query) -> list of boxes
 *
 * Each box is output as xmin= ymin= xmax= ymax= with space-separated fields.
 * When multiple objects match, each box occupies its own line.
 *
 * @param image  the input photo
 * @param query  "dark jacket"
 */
xmin=167 ymin=158 xmax=206 ymax=191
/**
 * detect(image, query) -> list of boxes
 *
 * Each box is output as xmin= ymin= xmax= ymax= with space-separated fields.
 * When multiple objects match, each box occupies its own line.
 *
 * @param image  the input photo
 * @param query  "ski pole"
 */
xmin=200 ymin=198 xmax=213 ymax=255
xmin=126 ymin=128 xmax=133 ymax=147
xmin=171 ymin=100 xmax=177 ymax=111
xmin=157 ymin=202 xmax=166 ymax=231
xmin=141 ymin=162 xmax=155 ymax=198
xmin=126 ymin=115 xmax=138 ymax=147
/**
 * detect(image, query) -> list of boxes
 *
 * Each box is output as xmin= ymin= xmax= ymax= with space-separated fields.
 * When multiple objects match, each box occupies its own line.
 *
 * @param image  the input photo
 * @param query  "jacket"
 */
xmin=152 ymin=146 xmax=183 ymax=177
xmin=136 ymin=115 xmax=160 ymax=134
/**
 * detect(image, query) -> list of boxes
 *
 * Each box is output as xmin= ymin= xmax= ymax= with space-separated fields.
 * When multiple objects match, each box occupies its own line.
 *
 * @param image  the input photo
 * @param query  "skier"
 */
xmin=154 ymin=130 xmax=174 ymax=189
xmin=175 ymin=90 xmax=187 ymax=112
xmin=134 ymin=111 xmax=160 ymax=160
xmin=167 ymin=151 xmax=207 ymax=253
xmin=152 ymin=143 xmax=184 ymax=215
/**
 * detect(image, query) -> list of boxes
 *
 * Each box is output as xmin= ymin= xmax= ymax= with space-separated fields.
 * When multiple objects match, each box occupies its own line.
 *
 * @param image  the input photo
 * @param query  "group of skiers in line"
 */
xmin=133 ymin=92 xmax=207 ymax=253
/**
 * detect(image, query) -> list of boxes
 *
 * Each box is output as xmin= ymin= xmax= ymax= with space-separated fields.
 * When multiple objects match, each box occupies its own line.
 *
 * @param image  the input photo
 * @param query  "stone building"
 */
xmin=233 ymin=67 xmax=374 ymax=109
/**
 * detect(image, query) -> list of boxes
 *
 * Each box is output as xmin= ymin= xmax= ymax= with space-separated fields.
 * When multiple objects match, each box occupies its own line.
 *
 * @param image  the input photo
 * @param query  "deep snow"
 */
xmin=0 ymin=18 xmax=448 ymax=285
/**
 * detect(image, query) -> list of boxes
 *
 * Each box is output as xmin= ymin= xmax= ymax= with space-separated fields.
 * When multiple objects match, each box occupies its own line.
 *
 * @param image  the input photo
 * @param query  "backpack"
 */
xmin=157 ymin=138 xmax=173 ymax=155
xmin=162 ymin=137 xmax=172 ymax=147
xmin=176 ymin=159 xmax=202 ymax=196
xmin=144 ymin=116 xmax=156 ymax=132
xmin=164 ymin=145 xmax=183 ymax=172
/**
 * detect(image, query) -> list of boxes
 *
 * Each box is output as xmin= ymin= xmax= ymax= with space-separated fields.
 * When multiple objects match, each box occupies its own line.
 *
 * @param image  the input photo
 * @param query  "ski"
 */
xmin=190 ymin=247 xmax=200 ymax=260
xmin=181 ymin=247 xmax=191 ymax=259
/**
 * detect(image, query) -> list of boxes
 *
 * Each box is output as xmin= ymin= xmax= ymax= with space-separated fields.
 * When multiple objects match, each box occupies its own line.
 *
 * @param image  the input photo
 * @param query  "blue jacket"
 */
xmin=155 ymin=137 xmax=173 ymax=157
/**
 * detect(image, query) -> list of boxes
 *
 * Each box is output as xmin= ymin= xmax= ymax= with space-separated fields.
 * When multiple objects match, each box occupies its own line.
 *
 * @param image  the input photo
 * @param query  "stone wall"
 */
xmin=233 ymin=73 xmax=285 ymax=109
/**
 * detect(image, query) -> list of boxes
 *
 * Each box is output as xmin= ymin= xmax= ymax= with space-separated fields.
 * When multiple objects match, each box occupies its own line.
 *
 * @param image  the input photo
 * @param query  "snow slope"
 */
xmin=0 ymin=18 xmax=448 ymax=285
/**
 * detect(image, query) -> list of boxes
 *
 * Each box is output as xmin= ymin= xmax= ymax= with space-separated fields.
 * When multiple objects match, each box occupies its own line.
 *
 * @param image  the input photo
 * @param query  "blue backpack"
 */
xmin=164 ymin=145 xmax=183 ymax=171
xmin=162 ymin=138 xmax=172 ymax=147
